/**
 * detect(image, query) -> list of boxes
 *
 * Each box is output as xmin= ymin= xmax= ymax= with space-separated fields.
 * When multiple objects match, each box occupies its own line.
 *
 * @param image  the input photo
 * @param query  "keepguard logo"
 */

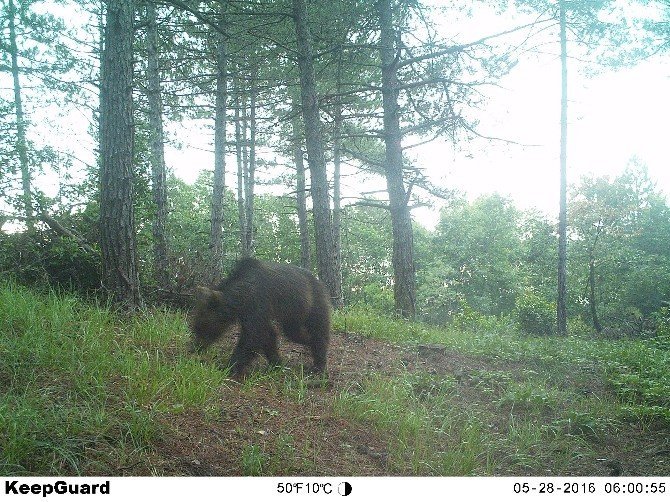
xmin=5 ymin=480 xmax=110 ymax=497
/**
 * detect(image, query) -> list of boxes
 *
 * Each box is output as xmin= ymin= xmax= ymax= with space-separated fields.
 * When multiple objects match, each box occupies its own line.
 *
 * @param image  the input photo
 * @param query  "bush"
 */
xmin=515 ymin=288 xmax=556 ymax=336
xmin=347 ymin=283 xmax=395 ymax=315
xmin=652 ymin=306 xmax=670 ymax=349
xmin=653 ymin=306 xmax=670 ymax=336
xmin=0 ymin=230 xmax=100 ymax=293
xmin=567 ymin=316 xmax=595 ymax=338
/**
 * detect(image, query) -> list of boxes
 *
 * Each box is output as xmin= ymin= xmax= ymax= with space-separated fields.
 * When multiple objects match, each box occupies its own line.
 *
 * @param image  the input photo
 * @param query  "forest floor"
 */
xmin=147 ymin=330 xmax=670 ymax=477
xmin=3 ymin=283 xmax=669 ymax=477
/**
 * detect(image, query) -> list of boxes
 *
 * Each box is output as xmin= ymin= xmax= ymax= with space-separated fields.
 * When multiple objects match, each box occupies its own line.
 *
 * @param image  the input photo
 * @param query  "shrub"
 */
xmin=652 ymin=306 xmax=670 ymax=349
xmin=0 ymin=231 xmax=100 ymax=293
xmin=515 ymin=288 xmax=556 ymax=336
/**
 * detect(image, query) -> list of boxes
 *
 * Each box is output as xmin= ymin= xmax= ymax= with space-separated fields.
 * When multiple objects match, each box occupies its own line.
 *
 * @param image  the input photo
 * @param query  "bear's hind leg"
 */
xmin=304 ymin=318 xmax=329 ymax=374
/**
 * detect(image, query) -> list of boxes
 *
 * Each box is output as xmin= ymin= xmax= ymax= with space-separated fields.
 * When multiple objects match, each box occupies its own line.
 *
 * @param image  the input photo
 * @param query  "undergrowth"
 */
xmin=2 ymin=284 xmax=669 ymax=476
xmin=0 ymin=282 xmax=225 ymax=475
xmin=334 ymin=308 xmax=670 ymax=429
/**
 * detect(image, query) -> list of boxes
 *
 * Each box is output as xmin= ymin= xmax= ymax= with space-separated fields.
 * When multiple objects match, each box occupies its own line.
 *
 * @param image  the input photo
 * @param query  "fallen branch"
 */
xmin=39 ymin=212 xmax=97 ymax=255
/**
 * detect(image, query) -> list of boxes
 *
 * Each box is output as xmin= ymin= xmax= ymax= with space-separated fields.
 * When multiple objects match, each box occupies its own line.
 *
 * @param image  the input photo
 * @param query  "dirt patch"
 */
xmin=150 ymin=330 xmax=670 ymax=476
xmin=153 ymin=384 xmax=390 ymax=475
xmin=152 ymin=331 xmax=404 ymax=476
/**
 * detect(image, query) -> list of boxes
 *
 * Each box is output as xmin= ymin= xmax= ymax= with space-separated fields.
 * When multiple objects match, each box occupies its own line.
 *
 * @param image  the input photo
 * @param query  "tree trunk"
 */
xmin=8 ymin=0 xmax=33 ymax=230
xmin=209 ymin=8 xmax=227 ymax=280
xmin=378 ymin=0 xmax=416 ymax=318
xmin=557 ymin=0 xmax=568 ymax=336
xmin=243 ymin=68 xmax=257 ymax=256
xmin=99 ymin=0 xmax=141 ymax=308
xmin=235 ymin=76 xmax=247 ymax=256
xmin=588 ymin=253 xmax=602 ymax=334
xmin=146 ymin=2 xmax=170 ymax=290
xmin=332 ymin=98 xmax=344 ymax=308
xmin=292 ymin=0 xmax=342 ymax=306
xmin=291 ymin=98 xmax=311 ymax=270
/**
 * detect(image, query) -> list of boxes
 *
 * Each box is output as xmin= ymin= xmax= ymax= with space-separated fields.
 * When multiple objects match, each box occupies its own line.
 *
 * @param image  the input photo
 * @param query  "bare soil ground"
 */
xmin=148 ymin=331 xmax=670 ymax=477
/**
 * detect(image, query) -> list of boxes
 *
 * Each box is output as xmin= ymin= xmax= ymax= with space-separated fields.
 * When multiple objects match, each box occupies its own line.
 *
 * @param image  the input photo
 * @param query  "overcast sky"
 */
xmin=409 ymin=54 xmax=669 ymax=226
xmin=10 ymin=1 xmax=668 ymax=232
xmin=167 ymin=40 xmax=669 ymax=230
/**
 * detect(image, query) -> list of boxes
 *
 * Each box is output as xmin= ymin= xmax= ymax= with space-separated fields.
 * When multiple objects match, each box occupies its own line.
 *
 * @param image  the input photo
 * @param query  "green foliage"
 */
xmin=334 ymin=372 xmax=486 ymax=475
xmin=0 ymin=281 xmax=225 ymax=475
xmin=348 ymin=283 xmax=395 ymax=314
xmin=569 ymin=165 xmax=670 ymax=336
xmin=340 ymin=205 xmax=394 ymax=308
xmin=0 ymin=230 xmax=100 ymax=293
xmin=163 ymin=173 xmax=302 ymax=287
xmin=423 ymin=195 xmax=522 ymax=318
xmin=451 ymin=297 xmax=509 ymax=333
xmin=241 ymin=444 xmax=265 ymax=476
xmin=567 ymin=316 xmax=595 ymax=338
xmin=515 ymin=288 xmax=556 ymax=336
xmin=519 ymin=210 xmax=558 ymax=300
xmin=653 ymin=307 xmax=670 ymax=344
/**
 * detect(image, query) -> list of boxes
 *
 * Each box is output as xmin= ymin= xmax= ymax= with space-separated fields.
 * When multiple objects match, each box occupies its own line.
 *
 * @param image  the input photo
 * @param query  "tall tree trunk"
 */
xmin=330 ymin=49 xmax=345 ymax=308
xmin=209 ymin=8 xmax=227 ymax=280
xmin=291 ymin=98 xmax=311 ymax=270
xmin=146 ymin=2 xmax=169 ymax=290
xmin=243 ymin=68 xmax=257 ymax=256
xmin=557 ymin=0 xmax=568 ymax=336
xmin=378 ymin=0 xmax=416 ymax=319
xmin=235 ymin=76 xmax=247 ymax=256
xmin=99 ymin=0 xmax=141 ymax=308
xmin=292 ymin=0 xmax=342 ymax=306
xmin=332 ymin=98 xmax=344 ymax=308
xmin=8 ymin=0 xmax=33 ymax=230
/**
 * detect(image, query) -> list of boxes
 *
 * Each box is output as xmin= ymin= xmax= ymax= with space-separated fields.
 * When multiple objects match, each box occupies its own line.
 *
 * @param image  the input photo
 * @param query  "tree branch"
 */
xmin=396 ymin=18 xmax=555 ymax=70
xmin=39 ymin=212 xmax=97 ymax=255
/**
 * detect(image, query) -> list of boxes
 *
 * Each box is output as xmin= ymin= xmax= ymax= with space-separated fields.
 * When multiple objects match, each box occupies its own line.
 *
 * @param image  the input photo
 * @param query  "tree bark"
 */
xmin=8 ymin=0 xmax=33 ymax=231
xmin=557 ymin=0 xmax=568 ymax=336
xmin=378 ymin=0 xmax=416 ymax=318
xmin=291 ymin=97 xmax=311 ymax=270
xmin=235 ymin=76 xmax=247 ymax=256
xmin=243 ymin=68 xmax=257 ymax=256
xmin=330 ymin=46 xmax=346 ymax=307
xmin=209 ymin=5 xmax=227 ymax=280
xmin=292 ymin=0 xmax=342 ymax=306
xmin=146 ymin=1 xmax=170 ymax=289
xmin=332 ymin=97 xmax=344 ymax=308
xmin=99 ymin=0 xmax=141 ymax=308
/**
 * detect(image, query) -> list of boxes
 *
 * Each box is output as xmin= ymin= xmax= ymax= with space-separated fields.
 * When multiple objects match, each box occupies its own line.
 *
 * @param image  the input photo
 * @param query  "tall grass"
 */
xmin=2 ymin=285 xmax=668 ymax=476
xmin=334 ymin=308 xmax=670 ymax=423
xmin=332 ymin=308 xmax=670 ymax=474
xmin=0 ymin=282 xmax=226 ymax=475
xmin=334 ymin=372 xmax=490 ymax=475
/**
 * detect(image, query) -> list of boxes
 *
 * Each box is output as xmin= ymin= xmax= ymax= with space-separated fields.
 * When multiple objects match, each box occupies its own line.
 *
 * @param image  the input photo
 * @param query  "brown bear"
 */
xmin=189 ymin=258 xmax=331 ymax=376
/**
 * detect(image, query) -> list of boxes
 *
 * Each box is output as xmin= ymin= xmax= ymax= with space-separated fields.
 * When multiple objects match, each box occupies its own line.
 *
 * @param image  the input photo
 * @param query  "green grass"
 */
xmin=2 ymin=284 xmax=669 ymax=476
xmin=0 ymin=281 xmax=225 ymax=475
xmin=239 ymin=433 xmax=312 ymax=476
xmin=333 ymin=308 xmax=670 ymax=474
xmin=334 ymin=308 xmax=670 ymax=424
xmin=333 ymin=371 xmax=489 ymax=475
